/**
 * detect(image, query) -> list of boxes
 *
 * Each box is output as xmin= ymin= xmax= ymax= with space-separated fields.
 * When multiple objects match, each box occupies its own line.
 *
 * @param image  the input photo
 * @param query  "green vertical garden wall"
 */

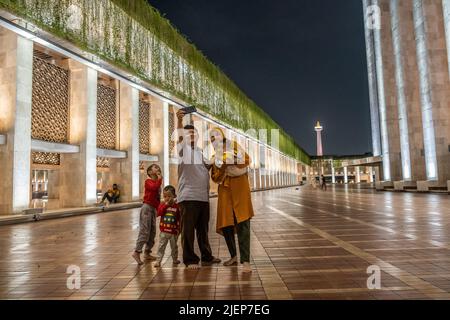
xmin=0 ymin=0 xmax=310 ymax=164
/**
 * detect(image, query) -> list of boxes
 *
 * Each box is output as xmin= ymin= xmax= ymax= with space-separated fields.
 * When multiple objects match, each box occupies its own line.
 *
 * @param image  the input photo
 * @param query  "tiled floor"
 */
xmin=1 ymin=185 xmax=450 ymax=300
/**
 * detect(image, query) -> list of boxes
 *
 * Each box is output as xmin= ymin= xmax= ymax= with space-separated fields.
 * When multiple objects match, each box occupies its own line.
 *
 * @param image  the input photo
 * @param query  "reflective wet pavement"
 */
xmin=1 ymin=185 xmax=449 ymax=300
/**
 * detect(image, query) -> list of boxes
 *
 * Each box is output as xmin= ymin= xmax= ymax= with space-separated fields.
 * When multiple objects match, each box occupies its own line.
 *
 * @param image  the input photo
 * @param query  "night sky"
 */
xmin=148 ymin=0 xmax=372 ymax=156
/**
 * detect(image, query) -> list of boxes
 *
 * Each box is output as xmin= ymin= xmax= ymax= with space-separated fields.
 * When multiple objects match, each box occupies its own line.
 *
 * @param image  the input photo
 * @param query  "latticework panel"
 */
xmin=169 ymin=111 xmax=175 ymax=154
xmin=32 ymin=152 xmax=60 ymax=166
xmin=97 ymin=84 xmax=117 ymax=150
xmin=139 ymin=100 xmax=151 ymax=154
xmin=96 ymin=157 xmax=110 ymax=168
xmin=31 ymin=56 xmax=70 ymax=143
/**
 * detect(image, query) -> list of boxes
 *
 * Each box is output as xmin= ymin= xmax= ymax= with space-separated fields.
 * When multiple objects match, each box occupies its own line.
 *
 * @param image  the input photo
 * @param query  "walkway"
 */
xmin=1 ymin=185 xmax=449 ymax=300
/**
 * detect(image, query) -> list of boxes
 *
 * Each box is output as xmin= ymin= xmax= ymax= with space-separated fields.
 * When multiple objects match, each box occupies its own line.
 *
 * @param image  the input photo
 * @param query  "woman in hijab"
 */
xmin=209 ymin=127 xmax=254 ymax=273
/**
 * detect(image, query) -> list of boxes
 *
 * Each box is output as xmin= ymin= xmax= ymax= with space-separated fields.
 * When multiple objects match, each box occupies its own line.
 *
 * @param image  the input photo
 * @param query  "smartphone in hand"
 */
xmin=180 ymin=105 xmax=197 ymax=114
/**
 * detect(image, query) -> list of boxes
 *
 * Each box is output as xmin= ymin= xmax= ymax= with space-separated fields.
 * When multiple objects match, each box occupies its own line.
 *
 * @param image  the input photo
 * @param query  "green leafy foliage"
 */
xmin=0 ymin=0 xmax=310 ymax=164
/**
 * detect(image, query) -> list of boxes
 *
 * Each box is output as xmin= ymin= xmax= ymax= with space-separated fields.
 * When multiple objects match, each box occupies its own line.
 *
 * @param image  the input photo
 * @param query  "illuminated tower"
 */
xmin=315 ymin=121 xmax=323 ymax=156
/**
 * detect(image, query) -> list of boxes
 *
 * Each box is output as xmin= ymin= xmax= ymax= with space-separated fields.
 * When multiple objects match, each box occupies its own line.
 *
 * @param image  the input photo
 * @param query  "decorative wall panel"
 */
xmin=31 ymin=56 xmax=70 ymax=143
xmin=32 ymin=152 xmax=60 ymax=166
xmin=96 ymin=157 xmax=110 ymax=168
xmin=97 ymin=84 xmax=117 ymax=150
xmin=139 ymin=100 xmax=151 ymax=154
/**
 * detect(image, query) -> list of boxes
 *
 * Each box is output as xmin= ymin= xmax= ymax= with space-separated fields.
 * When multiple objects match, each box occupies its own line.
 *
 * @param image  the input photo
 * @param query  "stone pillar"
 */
xmin=262 ymin=146 xmax=267 ymax=189
xmin=298 ymin=162 xmax=304 ymax=185
xmin=417 ymin=0 xmax=450 ymax=184
xmin=379 ymin=0 xmax=403 ymax=182
xmin=255 ymin=143 xmax=261 ymax=190
xmin=109 ymin=83 xmax=140 ymax=202
xmin=413 ymin=0 xmax=440 ymax=182
xmin=356 ymin=166 xmax=361 ymax=183
xmin=390 ymin=0 xmax=413 ymax=181
xmin=60 ymin=60 xmax=97 ymax=207
xmin=372 ymin=0 xmax=392 ymax=181
xmin=443 ymin=0 xmax=450 ymax=79
xmin=163 ymin=102 xmax=170 ymax=188
xmin=278 ymin=154 xmax=282 ymax=186
xmin=332 ymin=166 xmax=336 ymax=184
xmin=267 ymin=149 xmax=271 ymax=188
xmin=253 ymin=142 xmax=258 ymax=190
xmin=0 ymin=29 xmax=33 ymax=214
xmin=344 ymin=167 xmax=349 ymax=184
xmin=149 ymin=97 xmax=165 ymax=184
xmin=392 ymin=0 xmax=426 ymax=183
xmin=363 ymin=0 xmax=382 ymax=156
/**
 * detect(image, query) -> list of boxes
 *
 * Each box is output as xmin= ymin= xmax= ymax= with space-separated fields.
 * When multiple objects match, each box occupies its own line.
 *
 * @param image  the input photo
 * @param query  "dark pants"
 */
xmin=102 ymin=193 xmax=119 ymax=203
xmin=179 ymin=201 xmax=214 ymax=266
xmin=222 ymin=214 xmax=251 ymax=263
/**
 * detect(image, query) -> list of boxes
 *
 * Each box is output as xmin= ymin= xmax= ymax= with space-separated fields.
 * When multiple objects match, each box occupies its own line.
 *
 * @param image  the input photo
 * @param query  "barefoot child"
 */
xmin=132 ymin=164 xmax=162 ymax=265
xmin=154 ymin=185 xmax=181 ymax=267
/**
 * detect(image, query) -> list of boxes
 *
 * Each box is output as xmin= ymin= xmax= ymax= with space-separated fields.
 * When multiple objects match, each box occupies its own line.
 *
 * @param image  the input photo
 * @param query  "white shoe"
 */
xmin=242 ymin=262 xmax=252 ymax=273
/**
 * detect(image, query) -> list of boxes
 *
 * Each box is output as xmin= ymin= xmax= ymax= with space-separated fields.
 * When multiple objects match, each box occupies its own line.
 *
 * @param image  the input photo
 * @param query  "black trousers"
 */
xmin=179 ymin=201 xmax=214 ymax=266
xmin=102 ymin=193 xmax=119 ymax=203
xmin=222 ymin=217 xmax=251 ymax=263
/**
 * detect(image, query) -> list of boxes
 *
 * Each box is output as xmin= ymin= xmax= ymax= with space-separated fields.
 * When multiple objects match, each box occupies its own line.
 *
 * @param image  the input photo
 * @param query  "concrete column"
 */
xmin=356 ymin=166 xmax=361 ymax=183
xmin=255 ymin=143 xmax=261 ymax=190
xmin=413 ymin=0 xmax=440 ymax=181
xmin=332 ymin=166 xmax=336 ymax=184
xmin=369 ymin=167 xmax=374 ymax=183
xmin=344 ymin=167 xmax=349 ymax=184
xmin=443 ymin=0 xmax=450 ymax=79
xmin=420 ymin=0 xmax=450 ymax=184
xmin=0 ymin=30 xmax=33 ymax=214
xmin=363 ymin=0 xmax=382 ymax=156
xmin=373 ymin=0 xmax=392 ymax=181
xmin=149 ymin=97 xmax=165 ymax=182
xmin=109 ymin=83 xmax=140 ymax=202
xmin=163 ymin=102 xmax=170 ymax=187
xmin=277 ymin=153 xmax=281 ymax=187
xmin=391 ymin=0 xmax=426 ymax=183
xmin=267 ymin=149 xmax=272 ymax=188
xmin=390 ymin=0 xmax=412 ymax=181
xmin=252 ymin=142 xmax=257 ymax=190
xmin=291 ymin=159 xmax=295 ymax=185
xmin=60 ymin=61 xmax=97 ymax=207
